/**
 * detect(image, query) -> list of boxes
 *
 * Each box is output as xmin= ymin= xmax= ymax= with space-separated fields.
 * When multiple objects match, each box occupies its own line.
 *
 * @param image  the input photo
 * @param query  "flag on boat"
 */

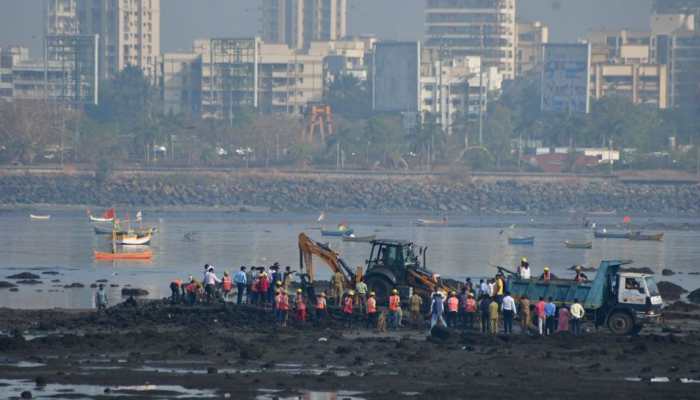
xmin=103 ymin=208 xmax=116 ymax=220
xmin=136 ymin=210 xmax=143 ymax=222
xmin=317 ymin=212 xmax=325 ymax=222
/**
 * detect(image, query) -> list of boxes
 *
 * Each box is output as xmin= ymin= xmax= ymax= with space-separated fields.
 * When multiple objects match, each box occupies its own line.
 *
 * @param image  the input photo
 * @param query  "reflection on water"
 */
xmin=0 ymin=379 xmax=217 ymax=399
xmin=1 ymin=210 xmax=699 ymax=309
xmin=256 ymin=389 xmax=365 ymax=400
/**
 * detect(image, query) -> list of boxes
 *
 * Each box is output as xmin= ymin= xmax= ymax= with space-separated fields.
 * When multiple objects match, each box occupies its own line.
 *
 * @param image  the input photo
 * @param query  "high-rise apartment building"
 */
xmin=45 ymin=0 xmax=160 ymax=80
xmin=515 ymin=20 xmax=548 ymax=77
xmin=424 ymin=0 xmax=516 ymax=79
xmin=45 ymin=0 xmax=79 ymax=36
xmin=261 ymin=0 xmax=348 ymax=49
xmin=653 ymin=0 xmax=700 ymax=30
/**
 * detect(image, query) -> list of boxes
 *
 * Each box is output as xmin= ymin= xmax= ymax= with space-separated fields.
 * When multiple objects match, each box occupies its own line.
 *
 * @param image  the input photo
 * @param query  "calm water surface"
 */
xmin=1 ymin=210 xmax=699 ymax=309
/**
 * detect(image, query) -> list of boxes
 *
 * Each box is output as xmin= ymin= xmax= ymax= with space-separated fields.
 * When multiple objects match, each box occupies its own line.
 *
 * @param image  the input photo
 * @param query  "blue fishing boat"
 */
xmin=508 ymin=236 xmax=535 ymax=245
xmin=593 ymin=230 xmax=631 ymax=239
xmin=321 ymin=228 xmax=354 ymax=237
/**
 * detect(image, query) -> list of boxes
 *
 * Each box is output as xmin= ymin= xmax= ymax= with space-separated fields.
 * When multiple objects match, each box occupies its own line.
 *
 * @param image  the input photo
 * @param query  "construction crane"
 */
xmin=300 ymin=104 xmax=334 ymax=145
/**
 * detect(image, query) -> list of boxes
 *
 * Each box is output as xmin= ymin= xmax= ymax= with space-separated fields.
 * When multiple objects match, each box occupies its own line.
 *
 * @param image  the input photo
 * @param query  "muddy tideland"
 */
xmin=1 ymin=300 xmax=700 ymax=399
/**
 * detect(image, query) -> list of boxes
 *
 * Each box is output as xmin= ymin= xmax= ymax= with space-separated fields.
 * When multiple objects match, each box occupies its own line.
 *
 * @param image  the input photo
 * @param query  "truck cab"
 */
xmin=604 ymin=272 xmax=663 ymax=334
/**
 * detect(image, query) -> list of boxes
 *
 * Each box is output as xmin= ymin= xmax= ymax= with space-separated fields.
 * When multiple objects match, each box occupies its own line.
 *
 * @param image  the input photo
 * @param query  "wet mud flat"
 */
xmin=1 ymin=301 xmax=700 ymax=399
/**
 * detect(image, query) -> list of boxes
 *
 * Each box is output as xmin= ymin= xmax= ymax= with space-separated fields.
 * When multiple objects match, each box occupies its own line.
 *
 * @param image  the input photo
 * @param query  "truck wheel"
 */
xmin=607 ymin=311 xmax=634 ymax=335
xmin=365 ymin=275 xmax=392 ymax=306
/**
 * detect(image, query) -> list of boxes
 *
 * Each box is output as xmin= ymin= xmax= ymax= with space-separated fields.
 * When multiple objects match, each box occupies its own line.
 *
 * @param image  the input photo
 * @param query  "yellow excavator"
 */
xmin=298 ymin=233 xmax=454 ymax=304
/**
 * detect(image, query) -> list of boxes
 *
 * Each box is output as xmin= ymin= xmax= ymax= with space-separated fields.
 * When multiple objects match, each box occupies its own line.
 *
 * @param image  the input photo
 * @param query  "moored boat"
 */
xmin=342 ymin=234 xmax=376 ymax=243
xmin=564 ymin=240 xmax=593 ymax=249
xmin=321 ymin=228 xmax=354 ymax=237
xmin=88 ymin=208 xmax=116 ymax=223
xmin=94 ymin=225 xmax=156 ymax=236
xmin=508 ymin=236 xmax=535 ymax=245
xmin=94 ymin=250 xmax=153 ymax=260
xmin=629 ymin=232 xmax=664 ymax=241
xmin=117 ymin=234 xmax=152 ymax=246
xmin=415 ymin=217 xmax=448 ymax=226
xmin=29 ymin=214 xmax=51 ymax=220
xmin=593 ymin=230 xmax=631 ymax=239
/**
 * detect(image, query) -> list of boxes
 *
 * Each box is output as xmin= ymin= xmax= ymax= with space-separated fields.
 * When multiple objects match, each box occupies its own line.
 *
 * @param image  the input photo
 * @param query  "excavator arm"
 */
xmin=298 ymin=233 xmax=355 ymax=287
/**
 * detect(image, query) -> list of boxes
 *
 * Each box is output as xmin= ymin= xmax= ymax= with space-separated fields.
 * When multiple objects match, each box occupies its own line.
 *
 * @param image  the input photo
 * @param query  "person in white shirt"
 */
xmin=501 ymin=292 xmax=517 ymax=334
xmin=570 ymin=298 xmax=585 ymax=336
xmin=487 ymin=280 xmax=495 ymax=297
xmin=518 ymin=258 xmax=531 ymax=280
xmin=203 ymin=266 xmax=220 ymax=303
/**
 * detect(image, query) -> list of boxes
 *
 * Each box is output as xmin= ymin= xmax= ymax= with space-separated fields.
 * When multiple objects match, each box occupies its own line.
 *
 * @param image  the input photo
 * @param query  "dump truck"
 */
xmin=298 ymin=233 xmax=453 ymax=304
xmin=501 ymin=260 xmax=663 ymax=335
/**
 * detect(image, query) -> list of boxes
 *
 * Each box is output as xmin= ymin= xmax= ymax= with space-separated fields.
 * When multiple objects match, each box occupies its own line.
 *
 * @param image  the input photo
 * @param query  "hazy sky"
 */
xmin=1 ymin=0 xmax=653 ymax=56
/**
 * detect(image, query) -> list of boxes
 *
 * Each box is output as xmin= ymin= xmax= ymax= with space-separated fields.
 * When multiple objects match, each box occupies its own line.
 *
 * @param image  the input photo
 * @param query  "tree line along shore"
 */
xmin=0 ymin=173 xmax=699 ymax=215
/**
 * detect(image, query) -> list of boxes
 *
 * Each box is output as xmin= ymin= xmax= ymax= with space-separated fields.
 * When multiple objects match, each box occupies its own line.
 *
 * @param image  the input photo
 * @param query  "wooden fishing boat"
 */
xmin=586 ymin=210 xmax=617 ymax=216
xmin=508 ymin=236 xmax=535 ymax=245
xmin=594 ymin=230 xmax=631 ymax=239
xmin=628 ymin=232 xmax=664 ymax=241
xmin=342 ymin=234 xmax=376 ymax=243
xmin=564 ymin=240 xmax=593 ymax=249
xmin=94 ymin=250 xmax=153 ymax=260
xmin=29 ymin=214 xmax=51 ymax=220
xmin=94 ymin=225 xmax=156 ymax=236
xmin=117 ymin=234 xmax=152 ymax=246
xmin=88 ymin=208 xmax=115 ymax=223
xmin=321 ymin=228 xmax=354 ymax=237
xmin=415 ymin=218 xmax=448 ymax=226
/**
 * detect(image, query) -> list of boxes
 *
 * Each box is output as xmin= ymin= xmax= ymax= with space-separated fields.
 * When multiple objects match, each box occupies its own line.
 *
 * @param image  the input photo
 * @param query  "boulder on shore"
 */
xmin=121 ymin=288 xmax=149 ymax=296
xmin=662 ymin=269 xmax=675 ymax=276
xmin=16 ymin=280 xmax=42 ymax=285
xmin=657 ymin=281 xmax=687 ymax=301
xmin=688 ymin=289 xmax=700 ymax=304
xmin=0 ymin=281 xmax=17 ymax=289
xmin=6 ymin=272 xmax=41 ymax=280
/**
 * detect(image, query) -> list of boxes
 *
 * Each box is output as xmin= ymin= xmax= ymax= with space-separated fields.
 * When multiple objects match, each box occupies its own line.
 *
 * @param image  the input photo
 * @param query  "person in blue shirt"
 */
xmin=233 ymin=266 xmax=248 ymax=305
xmin=544 ymin=297 xmax=557 ymax=336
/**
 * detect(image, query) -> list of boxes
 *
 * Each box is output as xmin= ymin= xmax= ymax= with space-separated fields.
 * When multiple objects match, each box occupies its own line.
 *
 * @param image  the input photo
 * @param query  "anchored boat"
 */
xmin=508 ymin=236 xmax=535 ymax=245
xmin=94 ymin=250 xmax=153 ymax=260
xmin=629 ymin=232 xmax=664 ymax=241
xmin=29 ymin=214 xmax=51 ymax=221
xmin=564 ymin=240 xmax=593 ymax=249
xmin=594 ymin=230 xmax=631 ymax=239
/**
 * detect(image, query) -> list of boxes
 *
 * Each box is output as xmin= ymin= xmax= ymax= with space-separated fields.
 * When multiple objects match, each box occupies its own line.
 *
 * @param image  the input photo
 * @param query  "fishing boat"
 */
xmin=564 ymin=240 xmax=593 ymax=249
xmin=586 ymin=210 xmax=617 ymax=216
xmin=508 ymin=236 xmax=535 ymax=245
xmin=415 ymin=217 xmax=448 ymax=226
xmin=593 ymin=230 xmax=631 ymax=239
xmin=629 ymin=232 xmax=664 ymax=241
xmin=29 ymin=214 xmax=51 ymax=220
xmin=94 ymin=250 xmax=153 ymax=260
xmin=94 ymin=225 xmax=156 ymax=236
xmin=342 ymin=234 xmax=376 ymax=243
xmin=117 ymin=234 xmax=152 ymax=246
xmin=88 ymin=208 xmax=116 ymax=223
xmin=321 ymin=223 xmax=353 ymax=237
xmin=321 ymin=228 xmax=354 ymax=237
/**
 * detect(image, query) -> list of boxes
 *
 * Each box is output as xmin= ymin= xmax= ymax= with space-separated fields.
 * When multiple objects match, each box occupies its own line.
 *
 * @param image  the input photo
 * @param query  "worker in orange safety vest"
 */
xmin=343 ymin=290 xmax=355 ymax=328
xmin=295 ymin=288 xmax=307 ymax=323
xmin=388 ymin=289 xmax=401 ymax=330
xmin=446 ymin=291 xmax=459 ymax=328
xmin=366 ymin=292 xmax=378 ymax=329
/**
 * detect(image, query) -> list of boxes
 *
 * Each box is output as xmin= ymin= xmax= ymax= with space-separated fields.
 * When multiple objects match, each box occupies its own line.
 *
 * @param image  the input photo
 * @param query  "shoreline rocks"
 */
xmin=6 ymin=273 xmax=41 ymax=280
xmin=121 ymin=288 xmax=149 ymax=296
xmin=1 ymin=174 xmax=699 ymax=215
xmin=658 ymin=282 xmax=687 ymax=301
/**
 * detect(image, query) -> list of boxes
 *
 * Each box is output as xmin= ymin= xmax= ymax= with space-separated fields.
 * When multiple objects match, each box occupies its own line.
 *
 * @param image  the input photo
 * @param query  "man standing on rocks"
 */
xmin=519 ymin=295 xmax=532 ymax=334
xmin=409 ymin=290 xmax=423 ymax=326
xmin=331 ymin=270 xmax=345 ymax=305
xmin=479 ymin=294 xmax=491 ymax=334
xmin=570 ymin=299 xmax=585 ymax=336
xmin=488 ymin=296 xmax=500 ymax=335
xmin=245 ymin=267 xmax=255 ymax=304
xmin=545 ymin=297 xmax=557 ymax=335
xmin=430 ymin=292 xmax=446 ymax=331
xmin=464 ymin=293 xmax=477 ymax=330
xmin=366 ymin=292 xmax=378 ymax=329
xmin=203 ymin=266 xmax=221 ymax=303
xmin=518 ymin=258 xmax=531 ymax=279
xmin=95 ymin=284 xmax=108 ymax=312
xmin=315 ymin=292 xmax=327 ymax=325
xmin=536 ymin=297 xmax=546 ymax=335
xmin=501 ymin=291 xmax=517 ymax=334
xmin=234 ymin=266 xmax=247 ymax=305
xmin=355 ymin=279 xmax=368 ymax=312
xmin=446 ymin=291 xmax=459 ymax=328
xmin=388 ymin=289 xmax=401 ymax=330
xmin=343 ymin=291 xmax=355 ymax=329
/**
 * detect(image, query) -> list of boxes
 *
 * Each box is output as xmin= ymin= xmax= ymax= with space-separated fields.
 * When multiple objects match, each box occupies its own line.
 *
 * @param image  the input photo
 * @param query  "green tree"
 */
xmin=484 ymin=104 xmax=514 ymax=168
xmin=325 ymin=74 xmax=371 ymax=119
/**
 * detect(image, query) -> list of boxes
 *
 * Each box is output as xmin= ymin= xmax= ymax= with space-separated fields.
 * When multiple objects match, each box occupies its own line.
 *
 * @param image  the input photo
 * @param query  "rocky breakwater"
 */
xmin=0 ymin=173 xmax=699 ymax=214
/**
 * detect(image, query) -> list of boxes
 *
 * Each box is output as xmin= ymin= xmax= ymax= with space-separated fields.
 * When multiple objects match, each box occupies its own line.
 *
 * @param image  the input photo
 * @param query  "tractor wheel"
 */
xmin=365 ymin=275 xmax=393 ymax=306
xmin=607 ymin=311 xmax=634 ymax=335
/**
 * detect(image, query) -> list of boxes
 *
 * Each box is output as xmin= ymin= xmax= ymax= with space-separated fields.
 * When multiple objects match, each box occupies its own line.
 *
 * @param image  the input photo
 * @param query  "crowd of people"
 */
xmin=150 ymin=257 xmax=590 ymax=337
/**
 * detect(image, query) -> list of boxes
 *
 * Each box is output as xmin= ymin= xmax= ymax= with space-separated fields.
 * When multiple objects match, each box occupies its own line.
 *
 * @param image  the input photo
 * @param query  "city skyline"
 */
xmin=1 ymin=0 xmax=652 ymax=56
